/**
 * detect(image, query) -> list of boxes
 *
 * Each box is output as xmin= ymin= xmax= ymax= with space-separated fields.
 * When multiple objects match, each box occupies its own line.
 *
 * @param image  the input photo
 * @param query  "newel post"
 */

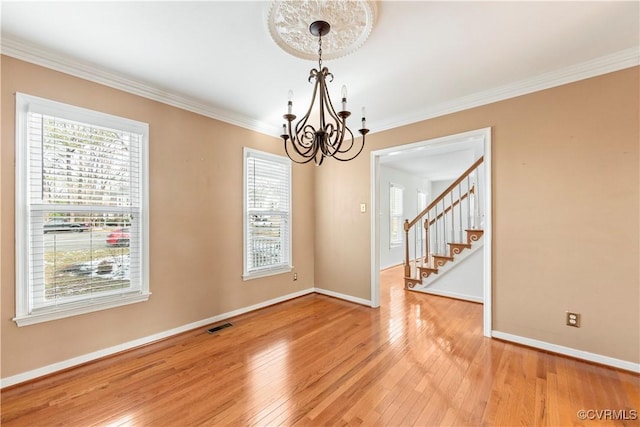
xmin=404 ymin=219 xmax=411 ymax=277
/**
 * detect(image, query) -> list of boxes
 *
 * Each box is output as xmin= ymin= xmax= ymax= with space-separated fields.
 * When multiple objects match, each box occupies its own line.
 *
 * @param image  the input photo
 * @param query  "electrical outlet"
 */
xmin=566 ymin=312 xmax=580 ymax=327
xmin=293 ymin=273 xmax=298 ymax=281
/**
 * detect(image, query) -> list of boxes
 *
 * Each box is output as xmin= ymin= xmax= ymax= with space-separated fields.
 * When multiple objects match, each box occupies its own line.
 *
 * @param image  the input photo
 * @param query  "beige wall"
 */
xmin=1 ymin=57 xmax=315 ymax=378
xmin=1 ymin=56 xmax=638 ymax=380
xmin=314 ymin=67 xmax=639 ymax=364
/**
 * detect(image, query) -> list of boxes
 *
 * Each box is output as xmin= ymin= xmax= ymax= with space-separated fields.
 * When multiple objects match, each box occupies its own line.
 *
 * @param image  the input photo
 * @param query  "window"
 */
xmin=14 ymin=93 xmax=149 ymax=326
xmin=417 ymin=190 xmax=428 ymax=213
xmin=243 ymin=148 xmax=292 ymax=279
xmin=389 ymin=183 xmax=404 ymax=248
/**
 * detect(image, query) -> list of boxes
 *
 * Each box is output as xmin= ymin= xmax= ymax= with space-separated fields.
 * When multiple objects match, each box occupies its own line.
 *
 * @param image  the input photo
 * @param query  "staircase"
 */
xmin=403 ymin=156 xmax=485 ymax=291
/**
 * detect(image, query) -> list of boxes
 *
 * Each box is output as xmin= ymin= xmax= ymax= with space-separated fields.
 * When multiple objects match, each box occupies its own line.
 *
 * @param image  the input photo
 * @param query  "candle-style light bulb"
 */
xmin=341 ymin=85 xmax=348 ymax=111
xmin=361 ymin=106 xmax=367 ymax=129
xmin=287 ymin=89 xmax=293 ymax=115
xmin=282 ymin=123 xmax=287 ymax=135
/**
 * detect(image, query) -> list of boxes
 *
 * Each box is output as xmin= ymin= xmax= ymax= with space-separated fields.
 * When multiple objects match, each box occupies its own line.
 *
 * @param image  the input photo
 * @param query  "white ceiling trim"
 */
xmin=374 ymin=47 xmax=640 ymax=133
xmin=2 ymin=35 xmax=638 ymax=137
xmin=0 ymin=36 xmax=270 ymax=134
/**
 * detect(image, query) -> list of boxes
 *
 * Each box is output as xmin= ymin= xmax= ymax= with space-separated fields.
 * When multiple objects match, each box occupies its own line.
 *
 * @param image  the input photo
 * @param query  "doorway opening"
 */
xmin=369 ymin=127 xmax=492 ymax=337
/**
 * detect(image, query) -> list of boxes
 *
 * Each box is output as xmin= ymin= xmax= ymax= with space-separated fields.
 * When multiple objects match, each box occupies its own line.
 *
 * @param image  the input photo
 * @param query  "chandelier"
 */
xmin=280 ymin=21 xmax=369 ymax=166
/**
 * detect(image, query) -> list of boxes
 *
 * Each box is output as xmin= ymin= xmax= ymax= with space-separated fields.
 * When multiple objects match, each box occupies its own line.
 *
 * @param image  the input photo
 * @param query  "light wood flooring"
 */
xmin=2 ymin=265 xmax=639 ymax=426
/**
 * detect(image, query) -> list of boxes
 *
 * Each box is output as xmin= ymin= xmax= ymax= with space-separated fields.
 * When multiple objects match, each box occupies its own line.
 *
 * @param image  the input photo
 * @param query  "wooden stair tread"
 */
xmin=448 ymin=242 xmax=472 ymax=257
xmin=466 ymin=229 xmax=484 ymax=244
xmin=432 ymin=255 xmax=454 ymax=260
xmin=404 ymin=227 xmax=484 ymax=288
xmin=404 ymin=277 xmax=421 ymax=289
xmin=418 ymin=266 xmax=438 ymax=279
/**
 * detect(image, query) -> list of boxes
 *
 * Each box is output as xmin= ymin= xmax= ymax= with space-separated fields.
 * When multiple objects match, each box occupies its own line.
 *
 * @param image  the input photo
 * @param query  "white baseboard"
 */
xmin=313 ymin=287 xmax=372 ymax=307
xmin=6 ymin=291 xmax=635 ymax=388
xmin=492 ymin=331 xmax=640 ymax=373
xmin=0 ymin=287 xmax=315 ymax=388
xmin=414 ymin=287 xmax=483 ymax=304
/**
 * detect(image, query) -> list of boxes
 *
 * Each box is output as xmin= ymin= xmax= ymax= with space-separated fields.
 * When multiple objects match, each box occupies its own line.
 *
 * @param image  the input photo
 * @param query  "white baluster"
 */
xmin=458 ymin=183 xmax=463 ymax=242
xmin=425 ymin=211 xmax=430 ymax=266
xmin=466 ymin=175 xmax=471 ymax=232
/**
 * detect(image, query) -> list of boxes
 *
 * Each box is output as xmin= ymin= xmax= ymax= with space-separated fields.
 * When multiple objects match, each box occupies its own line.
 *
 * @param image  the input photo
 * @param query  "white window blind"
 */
xmin=15 ymin=93 xmax=149 ymax=326
xmin=418 ymin=190 xmax=427 ymax=213
xmin=389 ymin=183 xmax=404 ymax=248
xmin=243 ymin=148 xmax=292 ymax=278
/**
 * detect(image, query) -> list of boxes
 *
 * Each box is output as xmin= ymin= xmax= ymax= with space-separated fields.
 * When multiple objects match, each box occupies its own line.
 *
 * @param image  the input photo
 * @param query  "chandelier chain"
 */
xmin=318 ymin=35 xmax=323 ymax=69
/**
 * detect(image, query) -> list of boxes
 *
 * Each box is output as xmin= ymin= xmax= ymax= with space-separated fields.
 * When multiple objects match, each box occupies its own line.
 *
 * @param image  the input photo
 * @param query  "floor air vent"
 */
xmin=207 ymin=322 xmax=233 ymax=334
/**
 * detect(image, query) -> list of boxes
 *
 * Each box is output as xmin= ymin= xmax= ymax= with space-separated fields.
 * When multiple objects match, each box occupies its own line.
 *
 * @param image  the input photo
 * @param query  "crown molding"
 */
xmin=375 ymin=47 xmax=640 ymax=133
xmin=0 ymin=36 xmax=275 ymax=135
xmin=2 ymin=35 xmax=638 ymax=137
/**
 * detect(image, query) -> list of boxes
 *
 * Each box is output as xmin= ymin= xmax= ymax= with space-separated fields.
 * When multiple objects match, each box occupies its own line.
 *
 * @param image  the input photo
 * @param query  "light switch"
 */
xmin=360 ymin=203 xmax=367 ymax=213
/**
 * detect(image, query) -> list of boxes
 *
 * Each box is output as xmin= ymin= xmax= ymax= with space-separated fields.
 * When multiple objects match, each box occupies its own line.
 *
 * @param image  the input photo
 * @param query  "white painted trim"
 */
xmin=411 ymin=288 xmax=483 ymax=304
xmin=14 ymin=293 xmax=152 ymax=327
xmin=2 ymin=36 xmax=637 ymax=137
xmin=242 ymin=148 xmax=292 ymax=280
xmin=482 ymin=128 xmax=493 ymax=337
xmin=0 ymin=287 xmax=314 ymax=388
xmin=388 ymin=182 xmax=405 ymax=248
xmin=313 ymin=288 xmax=372 ymax=307
xmin=369 ymin=154 xmax=381 ymax=308
xmin=13 ymin=93 xmax=151 ymax=326
xmin=373 ymin=48 xmax=640 ymax=133
xmin=370 ymin=127 xmax=492 ymax=336
xmin=0 ymin=36 xmax=275 ymax=136
xmin=241 ymin=267 xmax=293 ymax=281
xmin=492 ymin=331 xmax=640 ymax=374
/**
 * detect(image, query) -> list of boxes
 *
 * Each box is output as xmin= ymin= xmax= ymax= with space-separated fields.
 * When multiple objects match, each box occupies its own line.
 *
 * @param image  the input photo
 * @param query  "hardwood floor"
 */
xmin=2 ymin=265 xmax=639 ymax=426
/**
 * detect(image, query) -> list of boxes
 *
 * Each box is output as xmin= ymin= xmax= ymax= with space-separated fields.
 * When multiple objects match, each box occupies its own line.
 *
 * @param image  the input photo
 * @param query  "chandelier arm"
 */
xmin=288 ymin=127 xmax=318 ymax=161
xmin=294 ymin=72 xmax=320 ymax=140
xmin=287 ymin=73 xmax=322 ymax=161
xmin=284 ymin=119 xmax=317 ymax=161
xmin=320 ymin=76 xmax=348 ymax=156
xmin=318 ymin=71 xmax=328 ymax=131
xmin=320 ymin=124 xmax=335 ymax=158
xmin=334 ymin=124 xmax=355 ymax=154
xmin=285 ymin=123 xmax=320 ymax=163
xmin=333 ymin=140 xmax=366 ymax=161
xmin=286 ymin=118 xmax=309 ymax=153
xmin=333 ymin=130 xmax=367 ymax=161
xmin=284 ymin=139 xmax=319 ymax=164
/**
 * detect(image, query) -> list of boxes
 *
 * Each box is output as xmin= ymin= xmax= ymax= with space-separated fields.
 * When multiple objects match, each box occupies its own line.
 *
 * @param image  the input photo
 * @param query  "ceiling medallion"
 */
xmin=266 ymin=0 xmax=377 ymax=60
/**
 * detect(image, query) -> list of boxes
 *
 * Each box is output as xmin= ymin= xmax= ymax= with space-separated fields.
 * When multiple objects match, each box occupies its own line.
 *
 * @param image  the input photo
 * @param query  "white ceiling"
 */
xmin=379 ymin=136 xmax=483 ymax=181
xmin=1 ymin=1 xmax=638 ymax=140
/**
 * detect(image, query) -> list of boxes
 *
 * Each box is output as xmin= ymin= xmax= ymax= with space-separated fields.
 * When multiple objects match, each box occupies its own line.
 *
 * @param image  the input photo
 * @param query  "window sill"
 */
xmin=242 ymin=266 xmax=293 ymax=281
xmin=13 ymin=292 xmax=151 ymax=327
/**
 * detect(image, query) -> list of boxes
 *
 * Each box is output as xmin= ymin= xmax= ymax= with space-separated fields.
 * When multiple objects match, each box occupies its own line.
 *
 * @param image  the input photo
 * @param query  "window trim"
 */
xmin=14 ymin=93 xmax=150 ymax=326
xmin=242 ymin=147 xmax=292 ymax=280
xmin=389 ymin=182 xmax=404 ymax=248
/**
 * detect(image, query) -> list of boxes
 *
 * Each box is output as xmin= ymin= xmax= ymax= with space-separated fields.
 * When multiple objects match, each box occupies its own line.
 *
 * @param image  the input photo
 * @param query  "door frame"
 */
xmin=369 ymin=127 xmax=493 ymax=337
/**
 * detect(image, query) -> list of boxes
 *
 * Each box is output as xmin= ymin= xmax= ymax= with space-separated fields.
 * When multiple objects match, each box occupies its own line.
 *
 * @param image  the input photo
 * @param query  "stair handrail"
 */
xmin=426 ymin=187 xmax=474 ymax=227
xmin=406 ymin=156 xmax=484 ymax=229
xmin=403 ymin=155 xmax=484 ymax=282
